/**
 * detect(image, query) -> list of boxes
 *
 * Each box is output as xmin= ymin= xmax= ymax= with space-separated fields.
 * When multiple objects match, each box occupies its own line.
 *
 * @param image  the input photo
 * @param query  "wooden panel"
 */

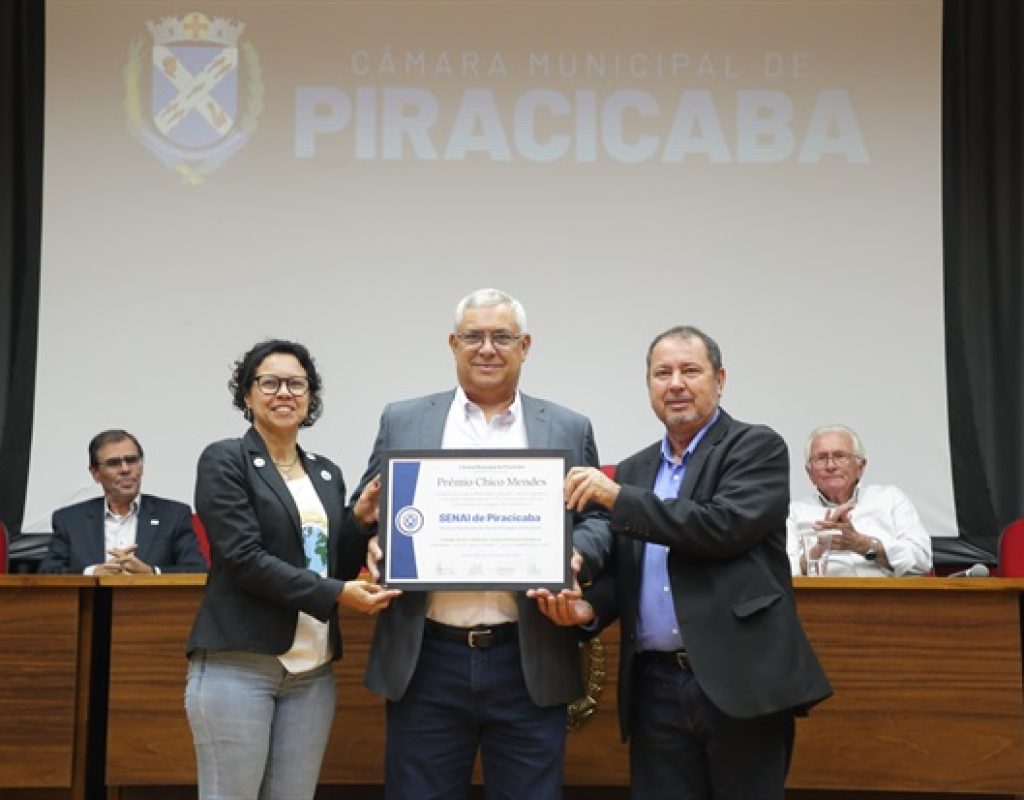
xmin=105 ymin=583 xmax=203 ymax=785
xmin=790 ymin=581 xmax=1024 ymax=793
xmin=0 ymin=576 xmax=94 ymax=796
xmin=102 ymin=577 xmax=1024 ymax=794
xmin=102 ymin=578 xmax=627 ymax=786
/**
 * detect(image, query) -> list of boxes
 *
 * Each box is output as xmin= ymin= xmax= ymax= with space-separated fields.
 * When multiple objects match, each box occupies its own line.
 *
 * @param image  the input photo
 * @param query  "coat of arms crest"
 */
xmin=124 ymin=12 xmax=263 ymax=184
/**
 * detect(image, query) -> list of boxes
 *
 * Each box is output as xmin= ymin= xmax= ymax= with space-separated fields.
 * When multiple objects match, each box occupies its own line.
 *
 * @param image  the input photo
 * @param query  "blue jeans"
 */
xmin=185 ymin=649 xmax=336 ymax=800
xmin=385 ymin=634 xmax=567 ymax=800
xmin=629 ymin=654 xmax=794 ymax=800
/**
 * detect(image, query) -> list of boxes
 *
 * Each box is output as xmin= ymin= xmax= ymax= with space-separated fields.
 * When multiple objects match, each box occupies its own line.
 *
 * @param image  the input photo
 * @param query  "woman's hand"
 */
xmin=338 ymin=579 xmax=401 ymax=614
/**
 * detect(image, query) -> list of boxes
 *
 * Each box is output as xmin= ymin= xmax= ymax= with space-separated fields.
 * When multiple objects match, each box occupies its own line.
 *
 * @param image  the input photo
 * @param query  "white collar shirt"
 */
xmin=83 ymin=495 xmax=142 ymax=575
xmin=427 ymin=387 xmax=529 ymax=627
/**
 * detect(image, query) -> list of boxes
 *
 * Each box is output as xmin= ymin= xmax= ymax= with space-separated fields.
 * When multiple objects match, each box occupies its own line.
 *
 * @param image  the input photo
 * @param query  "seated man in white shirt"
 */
xmin=788 ymin=424 xmax=932 ymax=577
xmin=39 ymin=429 xmax=207 ymax=575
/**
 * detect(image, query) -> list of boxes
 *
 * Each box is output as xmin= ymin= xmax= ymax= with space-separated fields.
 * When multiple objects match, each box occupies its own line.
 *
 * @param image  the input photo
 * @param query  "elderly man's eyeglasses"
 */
xmin=253 ymin=375 xmax=310 ymax=397
xmin=808 ymin=452 xmax=858 ymax=468
xmin=98 ymin=455 xmax=142 ymax=470
xmin=455 ymin=330 xmax=523 ymax=350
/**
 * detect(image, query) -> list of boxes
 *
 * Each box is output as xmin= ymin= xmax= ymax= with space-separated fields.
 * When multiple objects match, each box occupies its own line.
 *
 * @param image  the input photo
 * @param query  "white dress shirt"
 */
xmin=426 ymin=386 xmax=528 ymax=627
xmin=84 ymin=497 xmax=142 ymax=575
xmin=787 ymin=484 xmax=933 ymax=577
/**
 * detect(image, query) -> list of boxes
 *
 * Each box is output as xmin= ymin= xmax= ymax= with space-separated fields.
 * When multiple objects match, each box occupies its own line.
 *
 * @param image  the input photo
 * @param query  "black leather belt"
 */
xmin=637 ymin=650 xmax=692 ymax=672
xmin=424 ymin=619 xmax=518 ymax=649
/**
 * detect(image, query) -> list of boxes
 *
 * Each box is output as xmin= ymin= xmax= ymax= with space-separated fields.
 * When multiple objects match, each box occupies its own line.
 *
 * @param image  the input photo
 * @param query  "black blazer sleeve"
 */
xmin=38 ymin=510 xmax=77 ymax=573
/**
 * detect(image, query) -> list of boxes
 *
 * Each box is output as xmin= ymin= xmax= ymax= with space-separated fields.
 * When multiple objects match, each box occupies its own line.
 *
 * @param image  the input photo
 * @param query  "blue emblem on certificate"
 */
xmin=396 ymin=506 xmax=424 ymax=536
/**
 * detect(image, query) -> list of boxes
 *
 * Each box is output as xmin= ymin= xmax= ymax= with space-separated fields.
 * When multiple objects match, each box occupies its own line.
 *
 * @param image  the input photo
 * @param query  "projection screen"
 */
xmin=30 ymin=0 xmax=954 ymax=541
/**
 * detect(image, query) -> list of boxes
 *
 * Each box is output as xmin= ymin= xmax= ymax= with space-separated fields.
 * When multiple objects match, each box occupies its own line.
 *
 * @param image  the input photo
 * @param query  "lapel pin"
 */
xmin=254 ymin=457 xmax=266 ymax=467
xmin=150 ymin=519 xmax=159 ymax=525
xmin=321 ymin=470 xmax=332 ymax=481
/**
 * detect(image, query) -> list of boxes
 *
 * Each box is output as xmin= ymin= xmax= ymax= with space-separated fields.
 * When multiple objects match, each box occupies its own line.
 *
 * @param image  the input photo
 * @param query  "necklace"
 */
xmin=273 ymin=453 xmax=300 ymax=474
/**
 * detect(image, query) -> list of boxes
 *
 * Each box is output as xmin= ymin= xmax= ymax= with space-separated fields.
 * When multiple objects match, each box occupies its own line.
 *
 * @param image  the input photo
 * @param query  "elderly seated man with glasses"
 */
xmin=39 ymin=429 xmax=207 ymax=575
xmin=787 ymin=424 xmax=932 ymax=577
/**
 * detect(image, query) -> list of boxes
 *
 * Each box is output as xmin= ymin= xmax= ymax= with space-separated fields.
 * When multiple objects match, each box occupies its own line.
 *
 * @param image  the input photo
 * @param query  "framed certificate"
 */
xmin=379 ymin=449 xmax=572 ymax=591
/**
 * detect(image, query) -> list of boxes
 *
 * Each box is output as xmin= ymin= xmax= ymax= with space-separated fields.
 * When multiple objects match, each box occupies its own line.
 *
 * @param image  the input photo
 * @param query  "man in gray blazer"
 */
xmin=353 ymin=288 xmax=609 ymax=800
xmin=40 ymin=429 xmax=206 ymax=574
xmin=563 ymin=325 xmax=831 ymax=800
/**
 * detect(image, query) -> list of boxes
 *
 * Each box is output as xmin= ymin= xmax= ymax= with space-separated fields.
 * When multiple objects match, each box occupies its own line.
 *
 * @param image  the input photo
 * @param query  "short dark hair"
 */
xmin=646 ymin=325 xmax=723 ymax=372
xmin=229 ymin=339 xmax=323 ymax=427
xmin=88 ymin=430 xmax=144 ymax=468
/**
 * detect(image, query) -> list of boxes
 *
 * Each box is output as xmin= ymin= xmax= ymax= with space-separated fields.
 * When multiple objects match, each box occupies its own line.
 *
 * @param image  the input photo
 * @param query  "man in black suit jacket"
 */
xmin=562 ymin=326 xmax=831 ymax=800
xmin=39 ymin=429 xmax=206 ymax=574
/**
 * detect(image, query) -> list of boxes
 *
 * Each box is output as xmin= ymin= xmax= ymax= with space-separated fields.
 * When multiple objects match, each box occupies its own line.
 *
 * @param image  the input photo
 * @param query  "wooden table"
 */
xmin=0 ymin=576 xmax=96 ymax=800
xmin=789 ymin=577 xmax=1024 ymax=794
xmin=100 ymin=576 xmax=1024 ymax=796
xmin=100 ymin=575 xmax=627 ymax=790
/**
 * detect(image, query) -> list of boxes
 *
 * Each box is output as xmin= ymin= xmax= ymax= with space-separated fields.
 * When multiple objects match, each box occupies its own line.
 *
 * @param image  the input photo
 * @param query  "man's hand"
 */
xmin=93 ymin=562 xmax=124 ymax=576
xmin=365 ymin=535 xmax=383 ymax=582
xmin=814 ymin=502 xmax=868 ymax=552
xmin=108 ymin=545 xmax=155 ymax=574
xmin=527 ymin=549 xmax=595 ymax=626
xmin=564 ymin=466 xmax=620 ymax=513
xmin=338 ymin=580 xmax=401 ymax=614
xmin=528 ymin=582 xmax=596 ymax=626
xmin=354 ymin=476 xmax=381 ymax=529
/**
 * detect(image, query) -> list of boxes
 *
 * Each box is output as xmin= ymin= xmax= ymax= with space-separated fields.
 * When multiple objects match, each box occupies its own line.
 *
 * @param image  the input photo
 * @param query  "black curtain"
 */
xmin=943 ymin=0 xmax=1024 ymax=556
xmin=0 ymin=1 xmax=1021 ymax=558
xmin=0 ymin=0 xmax=43 ymax=539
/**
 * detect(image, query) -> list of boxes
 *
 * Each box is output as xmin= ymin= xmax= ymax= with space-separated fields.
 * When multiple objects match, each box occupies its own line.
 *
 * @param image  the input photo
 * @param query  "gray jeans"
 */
xmin=185 ymin=649 xmax=336 ymax=800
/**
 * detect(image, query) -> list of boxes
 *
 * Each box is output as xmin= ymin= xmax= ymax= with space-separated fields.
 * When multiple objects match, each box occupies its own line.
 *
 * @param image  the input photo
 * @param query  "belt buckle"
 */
xmin=675 ymin=651 xmax=691 ymax=671
xmin=468 ymin=628 xmax=493 ymax=648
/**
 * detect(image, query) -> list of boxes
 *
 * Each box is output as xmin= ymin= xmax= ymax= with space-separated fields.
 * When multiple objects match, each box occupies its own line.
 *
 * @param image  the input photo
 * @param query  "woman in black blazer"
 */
xmin=185 ymin=339 xmax=399 ymax=800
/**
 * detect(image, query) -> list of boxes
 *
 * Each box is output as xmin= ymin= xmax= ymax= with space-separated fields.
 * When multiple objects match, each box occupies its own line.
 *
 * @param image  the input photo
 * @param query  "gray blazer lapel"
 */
xmin=521 ymin=393 xmax=549 ymax=447
xmin=419 ymin=391 xmax=453 ymax=447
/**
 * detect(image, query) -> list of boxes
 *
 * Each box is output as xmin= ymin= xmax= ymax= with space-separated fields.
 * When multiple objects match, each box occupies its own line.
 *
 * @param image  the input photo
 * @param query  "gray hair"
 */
xmin=454 ymin=288 xmax=527 ymax=332
xmin=804 ymin=424 xmax=866 ymax=462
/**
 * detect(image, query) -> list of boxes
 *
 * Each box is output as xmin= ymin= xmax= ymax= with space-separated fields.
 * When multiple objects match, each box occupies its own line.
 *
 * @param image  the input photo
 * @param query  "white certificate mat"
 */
xmin=381 ymin=449 xmax=572 ymax=591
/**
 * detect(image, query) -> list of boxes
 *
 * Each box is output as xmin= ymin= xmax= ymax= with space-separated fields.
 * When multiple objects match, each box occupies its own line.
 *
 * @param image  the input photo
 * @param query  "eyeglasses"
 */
xmin=455 ymin=330 xmax=523 ymax=350
xmin=253 ymin=374 xmax=310 ymax=396
xmin=98 ymin=455 xmax=142 ymax=470
xmin=808 ymin=452 xmax=858 ymax=468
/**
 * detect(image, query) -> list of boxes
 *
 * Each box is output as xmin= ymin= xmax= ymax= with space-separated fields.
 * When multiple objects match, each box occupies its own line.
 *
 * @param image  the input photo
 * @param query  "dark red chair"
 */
xmin=998 ymin=518 xmax=1024 ymax=577
xmin=191 ymin=513 xmax=211 ymax=567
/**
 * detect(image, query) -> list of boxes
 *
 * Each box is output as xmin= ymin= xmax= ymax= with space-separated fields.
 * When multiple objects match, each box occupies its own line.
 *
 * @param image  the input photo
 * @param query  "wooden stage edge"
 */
xmin=1 ymin=575 xmax=1023 ymax=799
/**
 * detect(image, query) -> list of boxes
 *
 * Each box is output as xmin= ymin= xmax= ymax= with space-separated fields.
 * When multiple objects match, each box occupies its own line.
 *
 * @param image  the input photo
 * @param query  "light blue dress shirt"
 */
xmin=636 ymin=410 xmax=719 ymax=652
